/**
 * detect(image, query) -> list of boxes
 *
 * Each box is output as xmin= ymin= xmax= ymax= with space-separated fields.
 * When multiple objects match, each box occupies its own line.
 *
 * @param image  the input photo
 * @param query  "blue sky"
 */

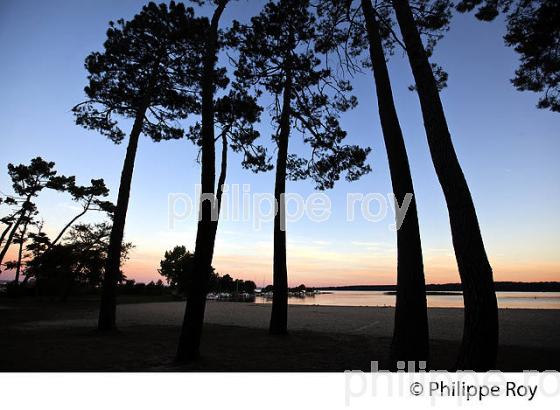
xmin=1 ymin=0 xmax=559 ymax=286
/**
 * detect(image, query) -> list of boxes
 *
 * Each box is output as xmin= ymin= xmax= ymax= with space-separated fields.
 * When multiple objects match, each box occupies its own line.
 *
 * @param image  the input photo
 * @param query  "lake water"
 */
xmin=255 ymin=291 xmax=560 ymax=309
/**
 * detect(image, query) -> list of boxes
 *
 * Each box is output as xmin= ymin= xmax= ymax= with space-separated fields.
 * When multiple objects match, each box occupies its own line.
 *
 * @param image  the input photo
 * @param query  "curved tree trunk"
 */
xmin=0 ymin=221 xmax=14 ymax=249
xmin=14 ymin=219 xmax=30 ymax=284
xmin=205 ymin=133 xmax=228 ymax=252
xmin=98 ymin=105 xmax=147 ymax=331
xmin=49 ymin=200 xmax=91 ymax=249
xmin=392 ymin=0 xmax=498 ymax=370
xmin=0 ymin=202 xmax=30 ymax=270
xmin=215 ymin=132 xmax=228 ymax=216
xmin=177 ymin=0 xmax=228 ymax=362
xmin=269 ymin=65 xmax=293 ymax=335
xmin=361 ymin=0 xmax=429 ymax=364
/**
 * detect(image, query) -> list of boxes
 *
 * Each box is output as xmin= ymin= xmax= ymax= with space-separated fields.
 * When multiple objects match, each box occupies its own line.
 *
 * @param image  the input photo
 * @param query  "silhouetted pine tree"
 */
xmin=317 ymin=0 xmax=430 ymax=364
xmin=73 ymin=2 xmax=204 ymax=331
xmin=232 ymin=0 xmax=371 ymax=335
xmin=176 ymin=0 xmax=270 ymax=361
xmin=391 ymin=0 xmax=498 ymax=370
xmin=0 ymin=158 xmax=68 ymax=272
xmin=367 ymin=0 xmax=430 ymax=364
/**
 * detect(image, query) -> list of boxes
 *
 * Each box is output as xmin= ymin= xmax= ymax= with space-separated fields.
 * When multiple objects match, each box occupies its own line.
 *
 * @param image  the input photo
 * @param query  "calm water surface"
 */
xmin=255 ymin=291 xmax=560 ymax=309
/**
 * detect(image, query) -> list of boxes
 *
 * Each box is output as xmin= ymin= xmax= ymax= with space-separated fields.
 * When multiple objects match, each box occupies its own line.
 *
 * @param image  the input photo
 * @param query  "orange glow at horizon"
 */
xmin=2 ymin=242 xmax=558 ymax=286
xmin=121 ymin=250 xmax=560 ymax=287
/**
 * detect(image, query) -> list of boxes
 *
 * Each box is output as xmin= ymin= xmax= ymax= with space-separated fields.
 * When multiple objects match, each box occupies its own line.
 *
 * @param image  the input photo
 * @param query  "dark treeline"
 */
xmin=319 ymin=282 xmax=560 ymax=292
xmin=1 ymin=0 xmax=557 ymax=372
xmin=261 ymin=284 xmax=316 ymax=293
xmin=158 ymin=245 xmax=256 ymax=294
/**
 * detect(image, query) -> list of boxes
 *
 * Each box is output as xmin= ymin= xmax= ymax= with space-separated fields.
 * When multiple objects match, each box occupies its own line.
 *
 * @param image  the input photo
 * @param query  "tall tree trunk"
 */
xmin=269 ymin=65 xmax=293 ymax=335
xmin=177 ymin=0 xmax=228 ymax=361
xmin=215 ymin=132 xmax=228 ymax=216
xmin=208 ymin=132 xmax=228 ymax=247
xmin=392 ymin=0 xmax=498 ymax=370
xmin=361 ymin=0 xmax=429 ymax=364
xmin=98 ymin=105 xmax=147 ymax=331
xmin=14 ymin=219 xmax=30 ymax=284
xmin=0 ymin=200 xmax=30 ymax=270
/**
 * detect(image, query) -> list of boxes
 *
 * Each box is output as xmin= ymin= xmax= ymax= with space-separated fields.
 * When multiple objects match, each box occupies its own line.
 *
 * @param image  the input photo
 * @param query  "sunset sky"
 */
xmin=1 ymin=0 xmax=559 ymax=287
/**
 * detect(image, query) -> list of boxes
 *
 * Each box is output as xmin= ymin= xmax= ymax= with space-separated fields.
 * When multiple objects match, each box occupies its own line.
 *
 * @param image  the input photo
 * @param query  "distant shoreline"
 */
xmin=317 ymin=281 xmax=560 ymax=292
xmin=383 ymin=291 xmax=461 ymax=296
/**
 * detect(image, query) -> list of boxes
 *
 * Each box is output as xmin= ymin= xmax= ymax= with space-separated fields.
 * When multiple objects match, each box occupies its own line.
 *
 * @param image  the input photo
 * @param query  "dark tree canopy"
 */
xmin=66 ymin=178 xmax=113 ymax=215
xmin=158 ymin=245 xmax=197 ymax=292
xmin=0 ymin=158 xmax=115 ymax=282
xmin=158 ymin=245 xmax=256 ymax=294
xmin=231 ymin=0 xmax=371 ymax=189
xmin=1 ymin=157 xmax=72 ymax=270
xmin=74 ymin=0 xmax=270 ymax=169
xmin=25 ymin=222 xmax=50 ymax=260
xmin=456 ymin=0 xmax=513 ymax=21
xmin=73 ymin=1 xmax=207 ymax=142
xmin=185 ymin=13 xmax=272 ymax=174
xmin=316 ymin=0 xmax=452 ymax=91
xmin=187 ymin=84 xmax=273 ymax=173
xmin=213 ymin=87 xmax=272 ymax=173
xmin=26 ymin=222 xmax=133 ymax=296
xmin=457 ymin=0 xmax=560 ymax=112
xmin=7 ymin=157 xmax=69 ymax=200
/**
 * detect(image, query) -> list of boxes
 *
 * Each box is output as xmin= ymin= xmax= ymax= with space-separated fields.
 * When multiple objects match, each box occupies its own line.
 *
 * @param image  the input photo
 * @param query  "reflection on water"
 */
xmin=255 ymin=291 xmax=560 ymax=309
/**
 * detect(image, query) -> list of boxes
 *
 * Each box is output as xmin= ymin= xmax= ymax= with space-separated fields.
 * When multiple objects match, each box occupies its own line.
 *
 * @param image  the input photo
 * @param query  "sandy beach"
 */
xmin=2 ymin=300 xmax=559 ymax=371
xmin=18 ymin=301 xmax=560 ymax=349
